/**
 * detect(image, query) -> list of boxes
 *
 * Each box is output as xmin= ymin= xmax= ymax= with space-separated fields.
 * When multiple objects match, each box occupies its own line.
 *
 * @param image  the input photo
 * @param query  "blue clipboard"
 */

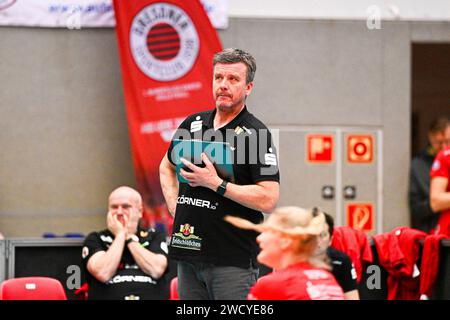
xmin=171 ymin=139 xmax=235 ymax=184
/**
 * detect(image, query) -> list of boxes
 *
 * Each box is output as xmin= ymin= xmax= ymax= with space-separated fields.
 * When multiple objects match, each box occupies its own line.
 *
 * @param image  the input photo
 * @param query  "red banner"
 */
xmin=113 ymin=0 xmax=222 ymax=233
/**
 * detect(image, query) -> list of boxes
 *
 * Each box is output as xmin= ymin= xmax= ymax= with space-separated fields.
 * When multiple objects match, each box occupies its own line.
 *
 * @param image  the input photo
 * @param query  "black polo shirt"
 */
xmin=327 ymin=247 xmax=358 ymax=293
xmin=82 ymin=227 xmax=169 ymax=300
xmin=167 ymin=106 xmax=280 ymax=268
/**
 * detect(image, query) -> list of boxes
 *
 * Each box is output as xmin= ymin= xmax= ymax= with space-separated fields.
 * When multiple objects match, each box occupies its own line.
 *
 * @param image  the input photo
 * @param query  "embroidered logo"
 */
xmin=190 ymin=116 xmax=203 ymax=133
xmin=81 ymin=246 xmax=89 ymax=259
xmin=234 ymin=126 xmax=244 ymax=135
xmin=171 ymin=223 xmax=202 ymax=251
xmin=100 ymin=235 xmax=113 ymax=243
xmin=431 ymin=160 xmax=440 ymax=171
xmin=264 ymin=148 xmax=278 ymax=166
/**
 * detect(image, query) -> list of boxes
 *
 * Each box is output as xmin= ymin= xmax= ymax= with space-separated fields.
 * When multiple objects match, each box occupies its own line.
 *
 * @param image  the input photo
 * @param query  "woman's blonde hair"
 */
xmin=225 ymin=206 xmax=331 ymax=269
xmin=269 ymin=207 xmax=330 ymax=269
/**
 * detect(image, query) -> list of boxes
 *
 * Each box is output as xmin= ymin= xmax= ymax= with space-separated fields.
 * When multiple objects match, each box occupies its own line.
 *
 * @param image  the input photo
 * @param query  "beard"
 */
xmin=215 ymin=96 xmax=245 ymax=112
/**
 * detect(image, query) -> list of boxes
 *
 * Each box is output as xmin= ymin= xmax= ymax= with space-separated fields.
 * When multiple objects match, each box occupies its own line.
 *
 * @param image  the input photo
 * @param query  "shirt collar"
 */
xmin=204 ymin=105 xmax=250 ymax=131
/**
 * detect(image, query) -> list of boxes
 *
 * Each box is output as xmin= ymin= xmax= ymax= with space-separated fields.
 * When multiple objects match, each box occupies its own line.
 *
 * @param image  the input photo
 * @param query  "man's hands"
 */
xmin=107 ymin=211 xmax=128 ymax=238
xmin=89 ymin=212 xmax=128 ymax=283
xmin=178 ymin=152 xmax=279 ymax=213
xmin=180 ymin=153 xmax=222 ymax=191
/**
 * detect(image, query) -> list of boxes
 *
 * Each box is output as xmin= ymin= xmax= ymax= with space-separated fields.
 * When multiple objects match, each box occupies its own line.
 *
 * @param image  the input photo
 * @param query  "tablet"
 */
xmin=171 ymin=139 xmax=235 ymax=184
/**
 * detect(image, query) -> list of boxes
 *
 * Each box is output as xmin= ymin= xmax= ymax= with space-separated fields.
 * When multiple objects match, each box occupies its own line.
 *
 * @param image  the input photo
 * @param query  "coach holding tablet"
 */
xmin=159 ymin=48 xmax=280 ymax=300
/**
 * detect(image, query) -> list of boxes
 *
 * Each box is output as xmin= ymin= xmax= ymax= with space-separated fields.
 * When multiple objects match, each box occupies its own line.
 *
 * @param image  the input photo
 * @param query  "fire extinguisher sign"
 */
xmin=306 ymin=134 xmax=334 ymax=164
xmin=347 ymin=135 xmax=374 ymax=164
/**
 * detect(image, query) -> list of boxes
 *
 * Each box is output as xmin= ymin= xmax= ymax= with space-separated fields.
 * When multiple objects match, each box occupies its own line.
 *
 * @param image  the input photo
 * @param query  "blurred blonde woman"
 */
xmin=225 ymin=207 xmax=344 ymax=300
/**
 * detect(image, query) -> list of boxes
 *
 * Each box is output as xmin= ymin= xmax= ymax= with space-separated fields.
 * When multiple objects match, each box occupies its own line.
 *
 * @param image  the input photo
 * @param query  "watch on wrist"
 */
xmin=125 ymin=234 xmax=139 ymax=245
xmin=216 ymin=180 xmax=228 ymax=196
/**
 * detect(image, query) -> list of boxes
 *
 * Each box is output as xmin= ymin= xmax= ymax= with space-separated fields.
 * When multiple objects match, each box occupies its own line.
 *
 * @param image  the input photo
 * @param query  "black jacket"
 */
xmin=408 ymin=147 xmax=439 ymax=233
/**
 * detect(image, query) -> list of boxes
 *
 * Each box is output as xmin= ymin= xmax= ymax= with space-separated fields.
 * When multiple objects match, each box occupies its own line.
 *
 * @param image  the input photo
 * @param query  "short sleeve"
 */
xmin=147 ymin=229 xmax=169 ymax=257
xmin=249 ymin=128 xmax=280 ymax=183
xmin=338 ymin=255 xmax=358 ymax=293
xmin=430 ymin=150 xmax=449 ymax=179
xmin=247 ymin=278 xmax=269 ymax=300
xmin=166 ymin=116 xmax=194 ymax=166
xmin=81 ymin=232 xmax=105 ymax=269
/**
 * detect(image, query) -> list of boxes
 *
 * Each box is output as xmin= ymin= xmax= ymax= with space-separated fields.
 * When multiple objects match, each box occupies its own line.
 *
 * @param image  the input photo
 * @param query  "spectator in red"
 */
xmin=430 ymin=124 xmax=450 ymax=235
xmin=225 ymin=207 xmax=344 ymax=300
xmin=330 ymin=226 xmax=373 ymax=282
xmin=409 ymin=117 xmax=450 ymax=233
xmin=372 ymin=227 xmax=427 ymax=300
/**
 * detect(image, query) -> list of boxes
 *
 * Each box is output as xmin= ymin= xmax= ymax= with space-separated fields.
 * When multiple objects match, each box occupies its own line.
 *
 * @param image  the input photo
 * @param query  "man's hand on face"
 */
xmin=179 ymin=153 xmax=222 ymax=191
xmin=107 ymin=211 xmax=128 ymax=237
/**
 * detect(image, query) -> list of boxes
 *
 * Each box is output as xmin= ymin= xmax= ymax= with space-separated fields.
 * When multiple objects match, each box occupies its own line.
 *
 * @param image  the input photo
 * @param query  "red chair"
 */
xmin=170 ymin=277 xmax=179 ymax=300
xmin=0 ymin=277 xmax=67 ymax=300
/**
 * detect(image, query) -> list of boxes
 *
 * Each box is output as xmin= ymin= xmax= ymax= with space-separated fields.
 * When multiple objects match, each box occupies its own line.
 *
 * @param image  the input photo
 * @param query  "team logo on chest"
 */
xmin=129 ymin=3 xmax=200 ymax=81
xmin=181 ymin=223 xmax=194 ymax=236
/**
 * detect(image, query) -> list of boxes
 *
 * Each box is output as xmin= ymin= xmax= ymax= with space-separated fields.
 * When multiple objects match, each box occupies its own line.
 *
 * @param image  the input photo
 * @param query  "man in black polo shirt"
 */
xmin=316 ymin=211 xmax=359 ymax=300
xmin=159 ymin=48 xmax=280 ymax=300
xmin=82 ymin=186 xmax=169 ymax=300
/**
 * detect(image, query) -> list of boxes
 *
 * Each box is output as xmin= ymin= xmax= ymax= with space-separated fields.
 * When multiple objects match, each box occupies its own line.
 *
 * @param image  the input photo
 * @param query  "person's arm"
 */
xmin=180 ymin=153 xmax=279 ymax=213
xmin=220 ymin=180 xmax=279 ymax=213
xmin=344 ymin=289 xmax=360 ymax=300
xmin=159 ymin=153 xmax=179 ymax=216
xmin=87 ymin=234 xmax=126 ymax=283
xmin=86 ymin=213 xmax=127 ymax=283
xmin=127 ymin=241 xmax=168 ymax=279
xmin=430 ymin=177 xmax=450 ymax=212
xmin=330 ymin=249 xmax=359 ymax=300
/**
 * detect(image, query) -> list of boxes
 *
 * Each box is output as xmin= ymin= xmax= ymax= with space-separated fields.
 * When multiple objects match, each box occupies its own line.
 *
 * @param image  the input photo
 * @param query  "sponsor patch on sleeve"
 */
xmin=160 ymin=241 xmax=169 ymax=254
xmin=431 ymin=160 xmax=441 ymax=171
xmin=82 ymin=246 xmax=89 ymax=259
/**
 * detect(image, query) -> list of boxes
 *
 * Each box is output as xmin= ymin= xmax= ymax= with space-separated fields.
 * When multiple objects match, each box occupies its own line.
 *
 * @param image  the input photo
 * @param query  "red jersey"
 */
xmin=430 ymin=147 xmax=450 ymax=236
xmin=247 ymin=262 xmax=344 ymax=300
xmin=373 ymin=227 xmax=426 ymax=300
xmin=331 ymin=226 xmax=373 ymax=282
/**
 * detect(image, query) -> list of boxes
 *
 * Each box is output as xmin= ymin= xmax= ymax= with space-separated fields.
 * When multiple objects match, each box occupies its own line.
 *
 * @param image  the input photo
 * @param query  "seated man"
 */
xmin=316 ymin=212 xmax=360 ymax=300
xmin=82 ymin=186 xmax=169 ymax=300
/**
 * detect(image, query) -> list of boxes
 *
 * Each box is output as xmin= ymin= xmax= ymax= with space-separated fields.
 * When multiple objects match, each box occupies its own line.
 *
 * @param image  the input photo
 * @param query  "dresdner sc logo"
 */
xmin=129 ymin=3 xmax=200 ymax=81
